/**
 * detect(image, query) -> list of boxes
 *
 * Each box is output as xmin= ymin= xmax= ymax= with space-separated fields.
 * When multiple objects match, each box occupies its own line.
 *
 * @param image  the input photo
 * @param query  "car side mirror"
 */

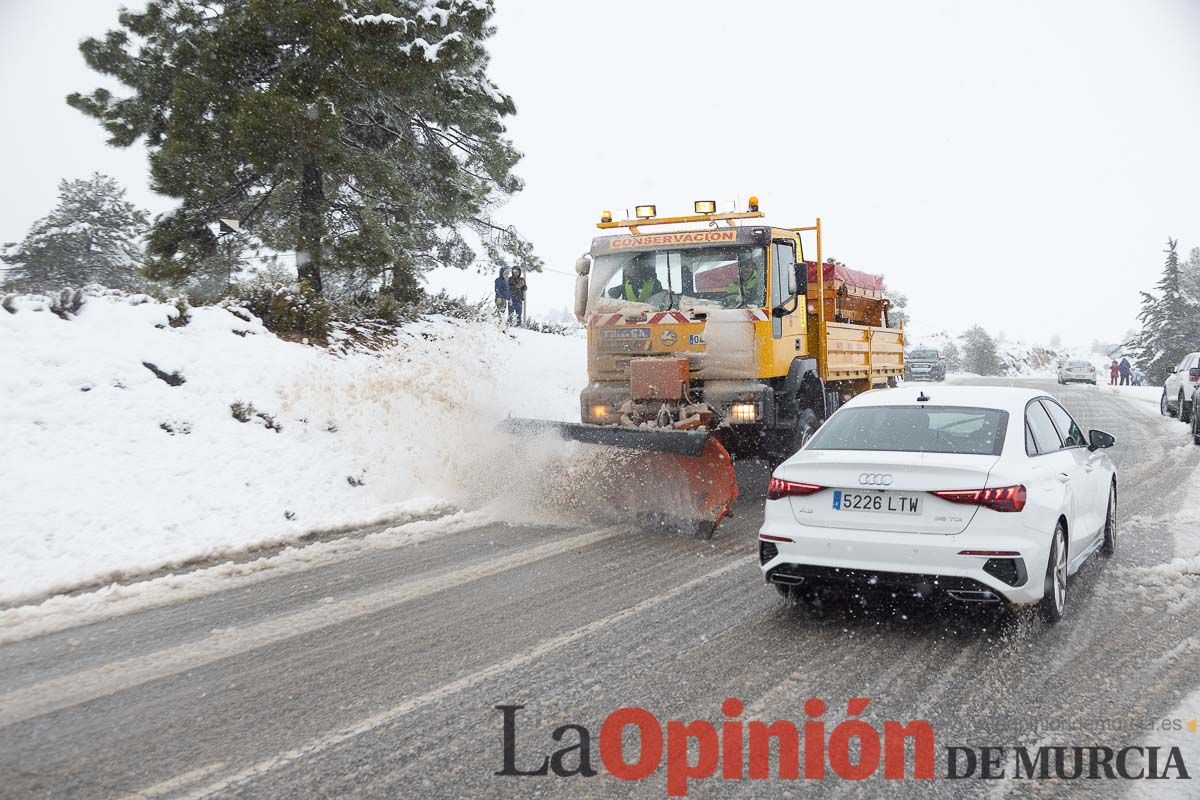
xmin=1087 ymin=429 xmax=1115 ymax=451
xmin=771 ymin=305 xmax=791 ymax=318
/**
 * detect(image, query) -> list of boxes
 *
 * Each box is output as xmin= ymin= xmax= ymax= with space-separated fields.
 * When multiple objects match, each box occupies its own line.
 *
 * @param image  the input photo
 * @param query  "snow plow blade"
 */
xmin=498 ymin=419 xmax=711 ymax=456
xmin=498 ymin=419 xmax=739 ymax=536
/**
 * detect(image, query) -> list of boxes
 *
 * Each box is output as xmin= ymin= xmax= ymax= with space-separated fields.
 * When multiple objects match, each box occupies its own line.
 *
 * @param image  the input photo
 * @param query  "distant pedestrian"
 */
xmin=1109 ymin=359 xmax=1119 ymax=386
xmin=494 ymin=267 xmax=511 ymax=327
xmin=1118 ymin=357 xmax=1132 ymax=386
xmin=508 ymin=267 xmax=527 ymax=327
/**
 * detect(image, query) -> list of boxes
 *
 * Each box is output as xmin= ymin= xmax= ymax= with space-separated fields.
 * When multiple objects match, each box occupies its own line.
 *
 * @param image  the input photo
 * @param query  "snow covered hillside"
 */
xmin=0 ymin=289 xmax=587 ymax=604
xmin=905 ymin=328 xmax=1121 ymax=379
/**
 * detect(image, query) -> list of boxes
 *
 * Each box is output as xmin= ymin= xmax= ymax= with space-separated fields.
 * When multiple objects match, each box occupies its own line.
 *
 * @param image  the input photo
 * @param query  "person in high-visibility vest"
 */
xmin=623 ymin=276 xmax=658 ymax=302
xmin=724 ymin=262 xmax=764 ymax=308
xmin=622 ymin=264 xmax=662 ymax=303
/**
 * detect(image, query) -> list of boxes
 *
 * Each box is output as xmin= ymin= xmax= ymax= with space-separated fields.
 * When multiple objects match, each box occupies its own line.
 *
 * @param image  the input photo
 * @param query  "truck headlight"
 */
xmin=729 ymin=402 xmax=759 ymax=423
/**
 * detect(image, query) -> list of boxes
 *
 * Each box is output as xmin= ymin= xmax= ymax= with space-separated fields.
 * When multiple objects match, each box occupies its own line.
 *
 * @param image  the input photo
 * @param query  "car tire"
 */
xmin=1181 ymin=392 xmax=1192 ymax=424
xmin=1162 ymin=389 xmax=1174 ymax=417
xmin=1038 ymin=523 xmax=1068 ymax=624
xmin=1192 ymin=405 xmax=1200 ymax=445
xmin=1101 ymin=485 xmax=1117 ymax=556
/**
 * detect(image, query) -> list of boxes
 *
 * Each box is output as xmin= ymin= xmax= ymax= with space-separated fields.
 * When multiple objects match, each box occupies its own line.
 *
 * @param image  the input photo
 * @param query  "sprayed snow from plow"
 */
xmin=0 ymin=292 xmax=591 ymax=604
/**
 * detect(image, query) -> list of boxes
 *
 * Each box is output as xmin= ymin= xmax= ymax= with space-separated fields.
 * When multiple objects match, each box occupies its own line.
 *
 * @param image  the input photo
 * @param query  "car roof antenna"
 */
xmin=916 ymin=391 xmax=930 ymax=402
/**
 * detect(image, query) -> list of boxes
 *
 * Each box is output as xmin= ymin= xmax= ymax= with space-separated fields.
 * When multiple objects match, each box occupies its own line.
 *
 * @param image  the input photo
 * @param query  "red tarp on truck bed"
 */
xmin=692 ymin=261 xmax=737 ymax=293
xmin=804 ymin=261 xmax=884 ymax=292
xmin=694 ymin=261 xmax=883 ymax=294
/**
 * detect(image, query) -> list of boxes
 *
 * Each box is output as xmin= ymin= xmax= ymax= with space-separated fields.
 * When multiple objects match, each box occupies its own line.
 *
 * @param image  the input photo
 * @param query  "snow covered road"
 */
xmin=2 ymin=379 xmax=1199 ymax=798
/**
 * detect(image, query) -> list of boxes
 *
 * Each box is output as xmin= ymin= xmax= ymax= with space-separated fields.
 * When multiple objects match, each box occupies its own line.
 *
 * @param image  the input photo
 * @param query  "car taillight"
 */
xmin=767 ymin=477 xmax=824 ymax=500
xmin=931 ymin=485 xmax=1027 ymax=512
xmin=1189 ymin=368 xmax=1200 ymax=382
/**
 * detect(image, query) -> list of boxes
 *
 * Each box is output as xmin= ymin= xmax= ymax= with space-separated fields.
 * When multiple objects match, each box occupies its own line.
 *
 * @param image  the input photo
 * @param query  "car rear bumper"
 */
xmin=757 ymin=519 xmax=1048 ymax=605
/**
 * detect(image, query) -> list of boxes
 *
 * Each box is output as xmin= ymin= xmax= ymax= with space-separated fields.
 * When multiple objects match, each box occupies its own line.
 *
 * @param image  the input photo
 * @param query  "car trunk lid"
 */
xmin=774 ymin=450 xmax=1000 ymax=534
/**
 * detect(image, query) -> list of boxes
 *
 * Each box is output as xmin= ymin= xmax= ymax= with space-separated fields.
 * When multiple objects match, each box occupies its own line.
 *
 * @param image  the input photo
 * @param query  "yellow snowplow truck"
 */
xmin=503 ymin=198 xmax=904 ymax=536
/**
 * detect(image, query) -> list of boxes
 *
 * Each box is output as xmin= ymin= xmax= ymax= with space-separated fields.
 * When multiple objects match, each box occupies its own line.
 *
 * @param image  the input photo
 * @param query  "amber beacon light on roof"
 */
xmin=597 ymin=197 xmax=766 ymax=230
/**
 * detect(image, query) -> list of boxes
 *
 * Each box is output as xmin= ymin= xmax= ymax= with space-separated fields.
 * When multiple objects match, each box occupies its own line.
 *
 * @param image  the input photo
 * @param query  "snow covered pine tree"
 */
xmin=960 ymin=325 xmax=1004 ymax=376
xmin=1 ymin=173 xmax=148 ymax=292
xmin=66 ymin=0 xmax=541 ymax=300
xmin=1127 ymin=239 xmax=1198 ymax=383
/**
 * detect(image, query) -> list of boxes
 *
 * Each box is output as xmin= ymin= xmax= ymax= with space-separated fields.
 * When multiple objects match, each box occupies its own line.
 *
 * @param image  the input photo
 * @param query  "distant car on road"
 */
xmin=1057 ymin=360 xmax=1097 ymax=385
xmin=904 ymin=349 xmax=945 ymax=382
xmin=1161 ymin=352 xmax=1200 ymax=423
xmin=759 ymin=386 xmax=1118 ymax=623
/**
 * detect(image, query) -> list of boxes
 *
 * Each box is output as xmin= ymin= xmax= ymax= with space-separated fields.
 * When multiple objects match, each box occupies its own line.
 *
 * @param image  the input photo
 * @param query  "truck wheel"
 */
xmin=793 ymin=409 xmax=819 ymax=452
xmin=768 ymin=410 xmax=819 ymax=466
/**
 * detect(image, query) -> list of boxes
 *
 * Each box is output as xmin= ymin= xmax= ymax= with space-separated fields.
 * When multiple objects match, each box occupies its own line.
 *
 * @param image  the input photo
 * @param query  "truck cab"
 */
xmin=573 ymin=200 xmax=904 ymax=461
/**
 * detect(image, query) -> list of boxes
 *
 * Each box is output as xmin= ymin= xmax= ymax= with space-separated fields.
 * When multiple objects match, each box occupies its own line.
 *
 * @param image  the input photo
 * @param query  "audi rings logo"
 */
xmin=858 ymin=473 xmax=894 ymax=486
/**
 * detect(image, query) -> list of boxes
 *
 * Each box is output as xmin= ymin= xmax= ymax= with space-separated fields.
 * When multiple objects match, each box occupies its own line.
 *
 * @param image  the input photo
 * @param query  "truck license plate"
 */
xmin=833 ymin=490 xmax=922 ymax=514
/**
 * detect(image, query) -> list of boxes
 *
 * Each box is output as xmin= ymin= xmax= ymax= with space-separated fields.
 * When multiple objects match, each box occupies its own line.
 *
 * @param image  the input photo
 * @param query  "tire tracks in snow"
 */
xmin=0 ymin=524 xmax=629 ymax=728
xmin=0 ymin=507 xmax=498 ymax=646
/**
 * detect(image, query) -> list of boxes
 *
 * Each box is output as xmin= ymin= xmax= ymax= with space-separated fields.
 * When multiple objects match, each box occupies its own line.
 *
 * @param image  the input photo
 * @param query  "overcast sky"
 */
xmin=3 ymin=0 xmax=1199 ymax=344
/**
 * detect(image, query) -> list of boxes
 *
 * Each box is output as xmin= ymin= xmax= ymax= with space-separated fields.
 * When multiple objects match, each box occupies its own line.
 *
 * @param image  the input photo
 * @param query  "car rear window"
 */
xmin=1068 ymin=360 xmax=1091 ymax=368
xmin=806 ymin=405 xmax=1009 ymax=456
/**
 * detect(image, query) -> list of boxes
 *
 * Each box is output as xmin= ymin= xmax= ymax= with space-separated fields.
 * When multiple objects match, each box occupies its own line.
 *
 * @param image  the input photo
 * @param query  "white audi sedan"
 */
xmin=1057 ymin=359 xmax=1098 ymax=385
xmin=759 ymin=386 xmax=1117 ymax=623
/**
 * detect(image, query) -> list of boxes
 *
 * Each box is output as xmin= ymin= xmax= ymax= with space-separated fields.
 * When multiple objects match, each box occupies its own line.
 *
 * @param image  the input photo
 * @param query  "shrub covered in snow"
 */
xmin=229 ymin=281 xmax=332 ymax=340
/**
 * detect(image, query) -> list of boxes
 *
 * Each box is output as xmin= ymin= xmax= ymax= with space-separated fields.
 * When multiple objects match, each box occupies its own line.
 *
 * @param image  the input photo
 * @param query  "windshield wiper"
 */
xmin=666 ymin=253 xmax=678 ymax=310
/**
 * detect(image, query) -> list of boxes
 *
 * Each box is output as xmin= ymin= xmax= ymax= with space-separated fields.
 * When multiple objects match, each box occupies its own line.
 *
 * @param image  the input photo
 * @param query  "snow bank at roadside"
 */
xmin=1101 ymin=384 xmax=1165 ymax=416
xmin=0 ymin=290 xmax=588 ymax=604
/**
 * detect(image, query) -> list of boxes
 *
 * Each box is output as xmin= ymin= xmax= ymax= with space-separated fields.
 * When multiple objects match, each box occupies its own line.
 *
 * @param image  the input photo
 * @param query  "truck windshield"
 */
xmin=591 ymin=246 xmax=766 ymax=311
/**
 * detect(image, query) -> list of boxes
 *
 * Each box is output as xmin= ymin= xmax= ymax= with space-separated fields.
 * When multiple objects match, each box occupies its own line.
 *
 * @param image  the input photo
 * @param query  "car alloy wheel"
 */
xmin=1039 ymin=524 xmax=1067 ymax=623
xmin=1101 ymin=486 xmax=1117 ymax=556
